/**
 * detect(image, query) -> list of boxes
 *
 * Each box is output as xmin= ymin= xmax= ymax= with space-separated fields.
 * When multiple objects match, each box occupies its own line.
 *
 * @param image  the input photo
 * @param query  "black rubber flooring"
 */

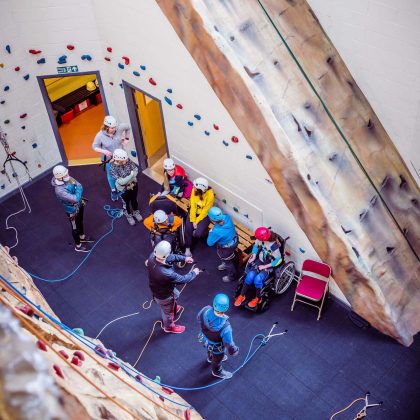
xmin=1 ymin=164 xmax=419 ymax=420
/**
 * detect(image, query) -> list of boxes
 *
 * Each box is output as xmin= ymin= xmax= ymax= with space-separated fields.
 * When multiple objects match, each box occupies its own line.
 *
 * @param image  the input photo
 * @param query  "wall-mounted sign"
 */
xmin=56 ymin=65 xmax=79 ymax=74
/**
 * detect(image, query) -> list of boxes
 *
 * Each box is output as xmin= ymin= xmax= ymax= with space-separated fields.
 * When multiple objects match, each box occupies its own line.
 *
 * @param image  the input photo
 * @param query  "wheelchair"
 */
xmin=234 ymin=237 xmax=296 ymax=313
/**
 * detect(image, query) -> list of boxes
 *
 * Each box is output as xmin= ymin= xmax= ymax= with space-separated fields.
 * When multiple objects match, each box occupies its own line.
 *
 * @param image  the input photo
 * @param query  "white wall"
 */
xmin=307 ymin=0 xmax=420 ymax=183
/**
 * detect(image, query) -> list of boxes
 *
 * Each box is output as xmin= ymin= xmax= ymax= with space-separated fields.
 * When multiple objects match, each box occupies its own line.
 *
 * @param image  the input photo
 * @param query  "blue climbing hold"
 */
xmin=119 ymin=83 xmax=123 ymax=89
xmin=57 ymin=55 xmax=67 ymax=64
xmin=21 ymin=126 xmax=26 ymax=130
xmin=204 ymin=130 xmax=210 ymax=136
xmin=187 ymin=121 xmax=194 ymax=126
xmin=118 ymin=62 xmax=125 ymax=69
xmin=81 ymin=54 xmax=92 ymax=61
xmin=4 ymin=86 xmax=10 ymax=91
xmin=244 ymin=214 xmax=249 ymax=218
xmin=166 ymin=88 xmax=172 ymax=94
xmin=222 ymin=140 xmax=229 ymax=146
xmin=37 ymin=58 xmax=46 ymax=64
xmin=0 ymin=184 xmax=5 ymax=189
xmin=23 ymin=74 xmax=30 ymax=80
xmin=133 ymin=71 xmax=140 ymax=76
xmin=140 ymin=65 xmax=146 ymax=70
xmin=0 ymin=100 xmax=5 ymax=104
xmin=194 ymin=114 xmax=201 ymax=120
xmin=246 ymin=154 xmax=253 ymax=160
xmin=164 ymin=96 xmax=172 ymax=106
xmin=299 ymin=247 xmax=306 ymax=253
xmin=5 ymin=45 xmax=11 ymax=54
xmin=32 ymin=143 xmax=38 ymax=149
xmin=130 ymin=150 xmax=137 ymax=157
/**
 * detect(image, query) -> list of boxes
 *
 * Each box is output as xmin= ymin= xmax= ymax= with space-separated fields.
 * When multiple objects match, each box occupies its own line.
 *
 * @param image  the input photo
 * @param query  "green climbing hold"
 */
xmin=154 ymin=375 xmax=161 ymax=384
xmin=72 ymin=328 xmax=84 ymax=336
xmin=233 ymin=207 xmax=239 ymax=212
xmin=222 ymin=199 xmax=227 ymax=204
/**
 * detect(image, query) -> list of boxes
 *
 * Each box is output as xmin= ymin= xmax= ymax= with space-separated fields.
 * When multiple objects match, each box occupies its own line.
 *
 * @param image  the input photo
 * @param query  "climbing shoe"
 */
xmin=124 ymin=212 xmax=136 ymax=226
xmin=212 ymin=369 xmax=233 ymax=379
xmin=234 ymin=295 xmax=246 ymax=307
xmin=218 ymin=262 xmax=228 ymax=271
xmin=207 ymin=354 xmax=228 ymax=363
xmin=222 ymin=275 xmax=234 ymax=283
xmin=80 ymin=235 xmax=95 ymax=243
xmin=111 ymin=190 xmax=119 ymax=201
xmin=163 ymin=324 xmax=185 ymax=334
xmin=247 ymin=297 xmax=261 ymax=308
xmin=75 ymin=244 xmax=91 ymax=253
xmin=132 ymin=210 xmax=143 ymax=222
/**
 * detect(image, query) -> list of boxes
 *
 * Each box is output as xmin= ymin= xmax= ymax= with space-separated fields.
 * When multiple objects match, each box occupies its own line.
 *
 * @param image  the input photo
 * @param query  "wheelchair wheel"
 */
xmin=273 ymin=261 xmax=296 ymax=294
xmin=256 ymin=294 xmax=270 ymax=313
xmin=234 ymin=274 xmax=245 ymax=297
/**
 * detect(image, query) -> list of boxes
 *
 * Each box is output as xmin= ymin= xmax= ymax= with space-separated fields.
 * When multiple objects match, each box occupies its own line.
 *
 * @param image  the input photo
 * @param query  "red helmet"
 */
xmin=255 ymin=227 xmax=270 ymax=241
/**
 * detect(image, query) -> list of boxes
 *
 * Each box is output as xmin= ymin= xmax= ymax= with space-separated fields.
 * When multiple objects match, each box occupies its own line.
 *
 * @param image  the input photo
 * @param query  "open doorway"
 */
xmin=123 ymin=82 xmax=168 ymax=183
xmin=38 ymin=72 xmax=107 ymax=166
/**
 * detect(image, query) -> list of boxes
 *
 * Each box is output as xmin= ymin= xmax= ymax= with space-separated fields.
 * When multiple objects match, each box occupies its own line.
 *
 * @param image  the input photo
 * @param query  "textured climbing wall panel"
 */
xmin=156 ymin=0 xmax=420 ymax=345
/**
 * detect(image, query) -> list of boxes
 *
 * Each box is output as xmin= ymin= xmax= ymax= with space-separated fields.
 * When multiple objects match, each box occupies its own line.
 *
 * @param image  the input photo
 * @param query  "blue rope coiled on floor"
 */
xmin=27 ymin=205 xmax=122 ymax=283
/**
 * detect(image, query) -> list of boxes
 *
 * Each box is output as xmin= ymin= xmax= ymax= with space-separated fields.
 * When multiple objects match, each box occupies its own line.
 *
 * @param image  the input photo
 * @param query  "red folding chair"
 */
xmin=291 ymin=259 xmax=331 ymax=320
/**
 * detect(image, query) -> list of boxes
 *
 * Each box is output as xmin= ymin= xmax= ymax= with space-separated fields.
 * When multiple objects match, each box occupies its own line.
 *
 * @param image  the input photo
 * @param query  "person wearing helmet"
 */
xmin=109 ymin=149 xmax=142 ymax=226
xmin=197 ymin=294 xmax=239 ymax=379
xmin=92 ymin=115 xmax=131 ymax=201
xmin=207 ymin=207 xmax=238 ymax=283
xmin=147 ymin=240 xmax=201 ymax=334
xmin=51 ymin=165 xmax=94 ymax=252
xmin=161 ymin=158 xmax=193 ymax=198
xmin=148 ymin=191 xmax=179 ymax=216
xmin=143 ymin=209 xmax=182 ymax=247
xmin=235 ymin=228 xmax=285 ymax=308
xmin=184 ymin=177 xmax=214 ymax=257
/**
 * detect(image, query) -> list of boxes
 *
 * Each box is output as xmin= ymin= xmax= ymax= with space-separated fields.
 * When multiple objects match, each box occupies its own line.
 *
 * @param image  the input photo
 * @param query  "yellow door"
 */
xmin=134 ymin=90 xmax=166 ymax=166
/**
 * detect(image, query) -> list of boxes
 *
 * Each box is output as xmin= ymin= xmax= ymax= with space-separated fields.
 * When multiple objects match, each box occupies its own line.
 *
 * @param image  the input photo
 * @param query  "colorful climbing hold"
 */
xmin=149 ymin=77 xmax=156 ymax=86
xmin=109 ymin=82 xmax=114 ymax=86
xmin=29 ymin=49 xmax=42 ymax=54
xmin=222 ymin=199 xmax=227 ymax=204
xmin=244 ymin=214 xmax=249 ymax=218
xmin=159 ymin=396 xmax=165 ymax=402
xmin=222 ymin=140 xmax=229 ymax=146
xmin=140 ymin=65 xmax=146 ymax=70
xmin=154 ymin=376 xmax=161 ymax=384
xmin=94 ymin=345 xmax=107 ymax=358
xmin=246 ymin=154 xmax=253 ymax=160
xmin=166 ymin=88 xmax=173 ymax=94
xmin=204 ymin=130 xmax=210 ymax=136
xmin=4 ymin=119 xmax=10 ymax=124
xmin=119 ymin=83 xmax=123 ymax=88
xmin=187 ymin=121 xmax=194 ymax=126
xmin=164 ymin=96 xmax=172 ymax=106
xmin=0 ymin=184 xmax=5 ymax=190
xmin=122 ymin=56 xmax=130 ymax=65
xmin=135 ymin=374 xmax=143 ymax=383
xmin=117 ymin=62 xmax=125 ymax=69
xmin=14 ymin=66 xmax=20 ymax=72
xmin=72 ymin=328 xmax=84 ymax=336
xmin=133 ymin=70 xmax=140 ymax=76
xmin=233 ymin=207 xmax=239 ymax=212
xmin=57 ymin=55 xmax=67 ymax=64
xmin=162 ymin=386 xmax=174 ymax=395
xmin=16 ymin=305 xmax=34 ymax=317
xmin=108 ymin=362 xmax=120 ymax=371
xmin=36 ymin=58 xmax=46 ymax=64
xmin=130 ymin=150 xmax=137 ymax=157
xmin=36 ymin=339 xmax=48 ymax=352
xmin=21 ymin=126 xmax=26 ymax=129
xmin=231 ymin=136 xmax=239 ymax=143
xmin=176 ymin=103 xmax=183 ymax=109
xmin=5 ymin=45 xmax=11 ymax=54
xmin=104 ymin=56 xmax=111 ymax=62
xmin=66 ymin=44 xmax=75 ymax=50
xmin=71 ymin=356 xmax=83 ymax=367
xmin=106 ymin=47 xmax=113 ymax=52
xmin=299 ymin=247 xmax=306 ymax=253
xmin=265 ymin=178 xmax=273 ymax=184
xmin=59 ymin=350 xmax=69 ymax=359
xmin=53 ymin=365 xmax=64 ymax=379
xmin=185 ymin=408 xmax=191 ymax=420
xmin=0 ymin=63 xmax=4 ymax=68
xmin=0 ymin=101 xmax=5 ymax=104
xmin=73 ymin=351 xmax=85 ymax=361
xmin=194 ymin=114 xmax=201 ymax=120
xmin=20 ymin=113 xmax=27 ymax=119
xmin=32 ymin=143 xmax=38 ymax=149
xmin=81 ymin=54 xmax=92 ymax=61
xmin=213 ymin=124 xmax=219 ymax=130
xmin=23 ymin=74 xmax=30 ymax=80
xmin=4 ymin=86 xmax=10 ymax=91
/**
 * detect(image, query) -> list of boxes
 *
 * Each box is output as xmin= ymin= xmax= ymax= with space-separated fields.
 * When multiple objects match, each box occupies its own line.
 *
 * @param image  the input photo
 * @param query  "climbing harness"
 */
xmin=330 ymin=392 xmax=383 ymax=419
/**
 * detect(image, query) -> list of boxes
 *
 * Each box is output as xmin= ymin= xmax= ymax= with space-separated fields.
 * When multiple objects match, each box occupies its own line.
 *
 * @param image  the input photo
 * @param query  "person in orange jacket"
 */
xmin=143 ymin=209 xmax=182 ymax=248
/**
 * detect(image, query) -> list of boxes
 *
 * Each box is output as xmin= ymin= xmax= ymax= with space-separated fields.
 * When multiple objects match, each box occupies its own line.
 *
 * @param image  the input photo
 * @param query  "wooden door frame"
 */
xmin=122 ymin=80 xmax=169 ymax=171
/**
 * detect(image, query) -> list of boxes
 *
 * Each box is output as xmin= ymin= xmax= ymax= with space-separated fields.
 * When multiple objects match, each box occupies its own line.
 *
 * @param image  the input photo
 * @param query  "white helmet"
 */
xmin=104 ymin=115 xmax=117 ymax=128
xmin=163 ymin=158 xmax=175 ymax=171
xmin=53 ymin=165 xmax=68 ymax=179
xmin=154 ymin=210 xmax=168 ymax=224
xmin=113 ymin=148 xmax=128 ymax=161
xmin=154 ymin=240 xmax=171 ymax=260
xmin=193 ymin=177 xmax=208 ymax=192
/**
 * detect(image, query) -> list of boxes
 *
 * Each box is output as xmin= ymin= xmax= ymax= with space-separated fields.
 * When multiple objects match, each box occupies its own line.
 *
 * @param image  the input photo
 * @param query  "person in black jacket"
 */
xmin=147 ymin=240 xmax=201 ymax=334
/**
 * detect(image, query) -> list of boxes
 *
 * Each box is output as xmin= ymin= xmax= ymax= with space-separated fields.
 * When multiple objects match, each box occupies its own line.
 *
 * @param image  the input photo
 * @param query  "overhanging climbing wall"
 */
xmin=156 ymin=0 xmax=420 ymax=345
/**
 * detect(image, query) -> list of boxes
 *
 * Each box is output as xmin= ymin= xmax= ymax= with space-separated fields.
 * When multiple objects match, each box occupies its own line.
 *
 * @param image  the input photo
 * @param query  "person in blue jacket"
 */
xmin=197 ymin=293 xmax=239 ymax=379
xmin=207 ymin=207 xmax=238 ymax=282
xmin=51 ymin=165 xmax=94 ymax=252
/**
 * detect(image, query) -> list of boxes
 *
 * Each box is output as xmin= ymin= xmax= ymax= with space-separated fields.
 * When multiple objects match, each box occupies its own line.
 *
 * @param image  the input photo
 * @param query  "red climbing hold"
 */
xmin=285 ymin=250 xmax=291 ymax=257
xmin=95 ymin=345 xmax=107 ymax=357
xmin=107 ymin=362 xmax=120 ymax=371
xmin=36 ymin=339 xmax=48 ymax=352
xmin=28 ymin=49 xmax=42 ymax=54
xmin=53 ymin=365 xmax=64 ymax=379
xmin=16 ymin=305 xmax=34 ymax=317
xmin=71 ymin=356 xmax=83 ymax=367
xmin=73 ymin=350 xmax=85 ymax=361
xmin=135 ymin=374 xmax=142 ymax=383
xmin=159 ymin=396 xmax=165 ymax=402
xmin=184 ymin=408 xmax=191 ymax=420
xmin=20 ymin=113 xmax=27 ymax=119
xmin=58 ymin=350 xmax=69 ymax=359
xmin=213 ymin=124 xmax=219 ymax=130
xmin=106 ymin=47 xmax=112 ymax=53
xmin=162 ymin=386 xmax=174 ymax=395
xmin=176 ymin=103 xmax=183 ymax=109
xmin=14 ymin=66 xmax=20 ymax=72
xmin=231 ymin=136 xmax=239 ymax=143
xmin=122 ymin=56 xmax=130 ymax=65
xmin=104 ymin=57 xmax=111 ymax=62
xmin=149 ymin=78 xmax=157 ymax=86
xmin=66 ymin=44 xmax=75 ymax=50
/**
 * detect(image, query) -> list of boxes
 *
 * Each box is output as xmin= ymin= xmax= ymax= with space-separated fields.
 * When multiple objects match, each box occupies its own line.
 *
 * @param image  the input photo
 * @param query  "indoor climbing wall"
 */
xmin=155 ymin=0 xmax=420 ymax=345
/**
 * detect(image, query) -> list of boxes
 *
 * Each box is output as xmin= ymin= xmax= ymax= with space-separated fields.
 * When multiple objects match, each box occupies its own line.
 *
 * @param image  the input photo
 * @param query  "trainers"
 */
xmin=218 ymin=262 xmax=228 ymax=271
xmin=132 ymin=210 xmax=143 ymax=222
xmin=111 ymin=190 xmax=119 ymax=201
xmin=163 ymin=324 xmax=185 ymax=334
xmin=234 ymin=295 xmax=246 ymax=307
xmin=173 ymin=305 xmax=184 ymax=322
xmin=75 ymin=244 xmax=91 ymax=253
xmin=247 ymin=297 xmax=261 ymax=308
xmin=222 ymin=275 xmax=234 ymax=283
xmin=79 ymin=235 xmax=95 ymax=243
xmin=212 ymin=369 xmax=233 ymax=379
xmin=125 ymin=212 xmax=136 ymax=226
xmin=207 ymin=354 xmax=228 ymax=363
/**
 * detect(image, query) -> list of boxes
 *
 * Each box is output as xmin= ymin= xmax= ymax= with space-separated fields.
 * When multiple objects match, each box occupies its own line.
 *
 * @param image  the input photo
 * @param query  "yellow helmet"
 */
xmin=86 ymin=81 xmax=96 ymax=91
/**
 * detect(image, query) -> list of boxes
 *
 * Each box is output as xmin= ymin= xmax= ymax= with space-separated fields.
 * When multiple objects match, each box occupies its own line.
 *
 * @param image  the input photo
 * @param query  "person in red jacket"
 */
xmin=161 ymin=158 xmax=192 ymax=198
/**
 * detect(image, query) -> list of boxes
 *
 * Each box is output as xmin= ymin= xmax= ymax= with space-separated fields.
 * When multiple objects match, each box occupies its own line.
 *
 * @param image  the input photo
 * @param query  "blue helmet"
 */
xmin=208 ymin=206 xmax=223 ymax=222
xmin=213 ymin=293 xmax=230 ymax=313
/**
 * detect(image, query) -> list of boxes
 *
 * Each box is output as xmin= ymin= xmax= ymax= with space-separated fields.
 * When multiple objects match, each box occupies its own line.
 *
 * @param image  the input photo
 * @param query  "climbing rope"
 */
xmin=257 ymin=0 xmax=418 ymax=261
xmin=329 ymin=392 xmax=382 ymax=419
xmin=27 ymin=205 xmax=122 ymax=283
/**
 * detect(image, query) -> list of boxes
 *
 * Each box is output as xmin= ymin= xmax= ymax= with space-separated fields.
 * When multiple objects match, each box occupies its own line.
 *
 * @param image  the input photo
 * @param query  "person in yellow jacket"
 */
xmin=184 ymin=177 xmax=214 ymax=257
xmin=143 ymin=210 xmax=182 ymax=248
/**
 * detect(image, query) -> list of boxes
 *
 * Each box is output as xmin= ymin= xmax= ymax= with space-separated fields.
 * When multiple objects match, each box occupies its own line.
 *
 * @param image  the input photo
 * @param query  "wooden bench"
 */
xmin=175 ymin=197 xmax=255 ymax=265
